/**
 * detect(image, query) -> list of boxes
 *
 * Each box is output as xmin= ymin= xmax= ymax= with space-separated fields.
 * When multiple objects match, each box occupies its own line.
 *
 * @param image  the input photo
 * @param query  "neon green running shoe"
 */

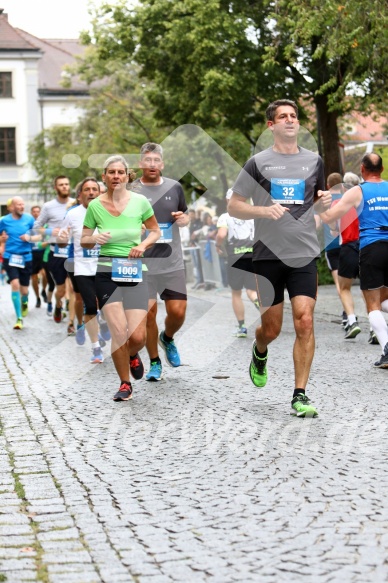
xmin=21 ymin=302 xmax=28 ymax=317
xmin=290 ymin=393 xmax=318 ymax=418
xmin=249 ymin=342 xmax=268 ymax=387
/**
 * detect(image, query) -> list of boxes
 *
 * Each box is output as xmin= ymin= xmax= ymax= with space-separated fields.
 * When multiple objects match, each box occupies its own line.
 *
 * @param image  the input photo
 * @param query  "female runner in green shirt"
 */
xmin=81 ymin=155 xmax=160 ymax=401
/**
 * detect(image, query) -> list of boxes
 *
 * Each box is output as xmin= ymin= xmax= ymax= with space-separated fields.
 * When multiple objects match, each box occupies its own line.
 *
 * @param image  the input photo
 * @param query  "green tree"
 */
xmin=27 ymin=62 xmax=171 ymax=197
xmin=27 ymin=126 xmax=90 ymax=199
xmin=82 ymin=0 xmax=388 ymax=175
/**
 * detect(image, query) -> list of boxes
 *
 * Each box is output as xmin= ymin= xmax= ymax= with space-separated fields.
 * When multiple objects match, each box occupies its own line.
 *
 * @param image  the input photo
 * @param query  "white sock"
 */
xmin=368 ymin=310 xmax=388 ymax=353
xmin=348 ymin=314 xmax=356 ymax=326
xmin=381 ymin=300 xmax=388 ymax=313
xmin=92 ymin=341 xmax=100 ymax=349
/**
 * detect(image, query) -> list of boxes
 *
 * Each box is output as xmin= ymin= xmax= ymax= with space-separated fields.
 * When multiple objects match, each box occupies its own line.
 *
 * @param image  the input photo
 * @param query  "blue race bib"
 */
xmin=83 ymin=245 xmax=101 ymax=258
xmin=146 ymin=222 xmax=173 ymax=243
xmin=53 ymin=244 xmax=70 ymax=258
xmin=270 ymin=178 xmax=305 ymax=205
xmin=111 ymin=258 xmax=143 ymax=282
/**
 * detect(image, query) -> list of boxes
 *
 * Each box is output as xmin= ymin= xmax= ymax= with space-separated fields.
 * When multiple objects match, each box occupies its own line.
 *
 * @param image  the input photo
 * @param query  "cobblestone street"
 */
xmin=0 ymin=284 xmax=387 ymax=582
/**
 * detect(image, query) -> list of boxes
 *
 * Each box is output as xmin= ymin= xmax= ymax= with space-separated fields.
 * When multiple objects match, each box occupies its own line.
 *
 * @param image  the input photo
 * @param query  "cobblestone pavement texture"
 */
xmin=0 ymin=283 xmax=387 ymax=582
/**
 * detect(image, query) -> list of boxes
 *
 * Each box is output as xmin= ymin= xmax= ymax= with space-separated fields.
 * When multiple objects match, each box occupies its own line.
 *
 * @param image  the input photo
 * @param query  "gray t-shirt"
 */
xmin=232 ymin=147 xmax=325 ymax=266
xmin=132 ymin=177 xmax=187 ymax=275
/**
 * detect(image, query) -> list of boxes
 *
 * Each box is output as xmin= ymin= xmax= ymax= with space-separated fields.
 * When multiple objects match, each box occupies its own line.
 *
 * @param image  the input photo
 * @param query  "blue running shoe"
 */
xmin=75 ymin=325 xmax=86 ymax=346
xmin=90 ymin=347 xmax=104 ymax=364
xmin=98 ymin=334 xmax=106 ymax=348
xmin=146 ymin=361 xmax=163 ymax=382
xmin=158 ymin=331 xmax=181 ymax=367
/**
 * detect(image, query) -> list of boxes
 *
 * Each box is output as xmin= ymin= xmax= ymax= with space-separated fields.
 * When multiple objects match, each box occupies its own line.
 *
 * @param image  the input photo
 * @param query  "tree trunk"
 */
xmin=314 ymin=95 xmax=342 ymax=178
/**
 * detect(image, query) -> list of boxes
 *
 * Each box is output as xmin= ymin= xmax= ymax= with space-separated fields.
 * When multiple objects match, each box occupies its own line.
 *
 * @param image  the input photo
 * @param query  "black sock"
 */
xmin=163 ymin=332 xmax=173 ymax=343
xmin=293 ymin=388 xmax=305 ymax=398
xmin=150 ymin=356 xmax=161 ymax=365
xmin=120 ymin=380 xmax=130 ymax=385
xmin=238 ymin=320 xmax=245 ymax=328
xmin=254 ymin=346 xmax=267 ymax=358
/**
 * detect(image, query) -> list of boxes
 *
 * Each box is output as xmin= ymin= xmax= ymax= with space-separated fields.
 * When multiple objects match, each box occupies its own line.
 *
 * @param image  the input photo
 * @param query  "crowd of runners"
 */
xmin=1 ymin=99 xmax=388 ymax=416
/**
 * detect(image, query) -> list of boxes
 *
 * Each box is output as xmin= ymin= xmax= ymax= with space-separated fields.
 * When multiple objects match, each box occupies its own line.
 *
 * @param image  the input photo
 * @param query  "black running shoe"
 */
xmin=41 ymin=290 xmax=48 ymax=303
xmin=374 ymin=343 xmax=388 ymax=368
xmin=130 ymin=353 xmax=144 ymax=380
xmin=113 ymin=381 xmax=133 ymax=401
xmin=344 ymin=321 xmax=361 ymax=339
xmin=368 ymin=331 xmax=379 ymax=345
xmin=36 ymin=297 xmax=41 ymax=308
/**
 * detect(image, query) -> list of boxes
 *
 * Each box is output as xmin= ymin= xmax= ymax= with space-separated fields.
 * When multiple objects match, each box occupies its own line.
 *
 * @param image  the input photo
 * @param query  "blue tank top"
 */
xmin=358 ymin=181 xmax=388 ymax=249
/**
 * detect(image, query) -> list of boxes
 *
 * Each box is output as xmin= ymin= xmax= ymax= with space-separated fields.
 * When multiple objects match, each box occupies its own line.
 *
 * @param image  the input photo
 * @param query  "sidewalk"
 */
xmin=0 ymin=283 xmax=387 ymax=582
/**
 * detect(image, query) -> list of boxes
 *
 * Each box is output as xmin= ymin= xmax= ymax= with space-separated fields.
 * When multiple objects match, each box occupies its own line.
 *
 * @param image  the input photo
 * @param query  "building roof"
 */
xmin=16 ymin=29 xmax=88 ymax=93
xmin=0 ymin=10 xmax=40 ymax=51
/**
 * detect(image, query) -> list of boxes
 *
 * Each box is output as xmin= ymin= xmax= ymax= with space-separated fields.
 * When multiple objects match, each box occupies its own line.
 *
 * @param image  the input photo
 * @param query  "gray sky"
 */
xmin=2 ymin=0 xmax=105 ymax=39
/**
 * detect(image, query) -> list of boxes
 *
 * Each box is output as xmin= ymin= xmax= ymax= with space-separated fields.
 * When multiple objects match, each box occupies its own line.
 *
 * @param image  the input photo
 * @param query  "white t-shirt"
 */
xmin=60 ymin=205 xmax=99 ymax=276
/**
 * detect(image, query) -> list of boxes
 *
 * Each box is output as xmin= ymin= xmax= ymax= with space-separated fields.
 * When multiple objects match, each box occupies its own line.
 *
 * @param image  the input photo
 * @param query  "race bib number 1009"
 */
xmin=270 ymin=178 xmax=305 ymax=205
xmin=111 ymin=258 xmax=143 ymax=282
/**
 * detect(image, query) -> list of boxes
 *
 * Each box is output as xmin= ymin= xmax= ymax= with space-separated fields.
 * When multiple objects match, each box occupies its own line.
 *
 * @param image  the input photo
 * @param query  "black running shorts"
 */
xmin=74 ymin=275 xmax=98 ymax=315
xmin=338 ymin=242 xmax=359 ymax=280
xmin=3 ymin=258 xmax=32 ymax=287
xmin=47 ymin=251 xmax=68 ymax=286
xmin=95 ymin=269 xmax=148 ymax=311
xmin=252 ymin=259 xmax=318 ymax=307
xmin=32 ymin=249 xmax=44 ymax=275
xmin=359 ymin=241 xmax=388 ymax=290
xmin=325 ymin=247 xmax=340 ymax=272
xmin=227 ymin=256 xmax=256 ymax=291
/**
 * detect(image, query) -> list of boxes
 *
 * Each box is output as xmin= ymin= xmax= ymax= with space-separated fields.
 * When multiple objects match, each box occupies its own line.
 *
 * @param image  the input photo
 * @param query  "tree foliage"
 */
xmin=80 ymin=0 xmax=388 ymax=175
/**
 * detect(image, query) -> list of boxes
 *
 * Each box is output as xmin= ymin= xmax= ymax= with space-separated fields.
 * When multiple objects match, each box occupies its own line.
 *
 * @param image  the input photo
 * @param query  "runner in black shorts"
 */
xmin=216 ymin=197 xmax=260 ymax=338
xmin=81 ymin=155 xmax=160 ymax=400
xmin=229 ymin=99 xmax=331 ymax=418
xmin=33 ymin=176 xmax=75 ymax=323
xmin=321 ymin=153 xmax=388 ymax=368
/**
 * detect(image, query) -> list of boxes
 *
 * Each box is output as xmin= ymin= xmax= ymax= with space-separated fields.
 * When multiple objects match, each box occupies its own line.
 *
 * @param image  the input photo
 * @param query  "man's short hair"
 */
xmin=362 ymin=153 xmax=383 ymax=173
xmin=327 ymin=172 xmax=343 ymax=188
xmin=54 ymin=175 xmax=69 ymax=186
xmin=266 ymin=99 xmax=298 ymax=121
xmin=343 ymin=172 xmax=360 ymax=186
xmin=31 ymin=205 xmax=41 ymax=212
xmin=140 ymin=142 xmax=163 ymax=159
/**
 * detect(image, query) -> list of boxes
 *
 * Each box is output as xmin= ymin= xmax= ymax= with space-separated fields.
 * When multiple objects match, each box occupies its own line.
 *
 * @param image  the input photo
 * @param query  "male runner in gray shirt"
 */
xmin=229 ymin=99 xmax=331 ymax=418
xmin=33 ymin=175 xmax=74 ymax=323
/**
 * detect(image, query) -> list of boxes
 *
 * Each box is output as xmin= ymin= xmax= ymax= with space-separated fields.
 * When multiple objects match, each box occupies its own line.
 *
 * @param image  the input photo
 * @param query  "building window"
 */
xmin=0 ymin=128 xmax=16 ymax=164
xmin=0 ymin=72 xmax=12 ymax=98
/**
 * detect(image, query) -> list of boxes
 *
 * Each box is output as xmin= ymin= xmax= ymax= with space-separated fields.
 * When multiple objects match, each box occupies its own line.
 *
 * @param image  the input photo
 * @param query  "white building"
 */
xmin=0 ymin=9 xmax=88 ymax=212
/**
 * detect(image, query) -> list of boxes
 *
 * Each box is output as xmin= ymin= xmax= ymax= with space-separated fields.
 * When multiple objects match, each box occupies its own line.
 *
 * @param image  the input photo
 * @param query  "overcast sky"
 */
xmin=2 ymin=0 xmax=106 ymax=39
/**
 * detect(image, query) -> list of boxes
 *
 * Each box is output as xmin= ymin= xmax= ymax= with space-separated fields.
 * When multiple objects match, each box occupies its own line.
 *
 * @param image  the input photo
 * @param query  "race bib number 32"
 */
xmin=111 ymin=258 xmax=143 ymax=282
xmin=270 ymin=178 xmax=305 ymax=205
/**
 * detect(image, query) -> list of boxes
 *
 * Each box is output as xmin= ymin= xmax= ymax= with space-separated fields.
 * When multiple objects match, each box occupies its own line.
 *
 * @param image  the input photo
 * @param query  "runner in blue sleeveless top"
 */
xmin=0 ymin=197 xmax=34 ymax=329
xmin=321 ymin=153 xmax=388 ymax=368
